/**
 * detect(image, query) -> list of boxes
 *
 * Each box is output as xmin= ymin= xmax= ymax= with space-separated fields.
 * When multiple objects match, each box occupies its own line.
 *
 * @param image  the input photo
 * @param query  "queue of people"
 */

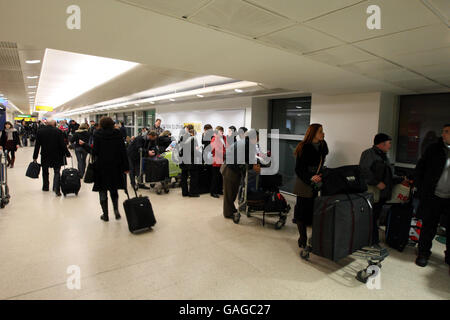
xmin=15 ymin=115 xmax=449 ymax=271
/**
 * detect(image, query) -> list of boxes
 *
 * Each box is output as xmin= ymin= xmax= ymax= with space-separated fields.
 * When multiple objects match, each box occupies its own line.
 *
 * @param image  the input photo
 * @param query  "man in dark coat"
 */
xmin=33 ymin=120 xmax=71 ymax=196
xmin=414 ymin=124 xmax=450 ymax=269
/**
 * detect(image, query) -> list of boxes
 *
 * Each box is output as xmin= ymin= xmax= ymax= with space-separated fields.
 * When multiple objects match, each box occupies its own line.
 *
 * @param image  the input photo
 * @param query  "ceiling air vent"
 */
xmin=422 ymin=0 xmax=450 ymax=27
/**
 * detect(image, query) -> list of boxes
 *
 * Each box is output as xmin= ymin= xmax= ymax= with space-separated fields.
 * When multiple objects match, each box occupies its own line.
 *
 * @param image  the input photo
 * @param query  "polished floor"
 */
xmin=0 ymin=146 xmax=448 ymax=300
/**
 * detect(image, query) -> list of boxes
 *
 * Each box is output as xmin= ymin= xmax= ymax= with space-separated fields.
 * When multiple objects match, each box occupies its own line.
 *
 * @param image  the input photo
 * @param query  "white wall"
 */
xmin=310 ymin=92 xmax=382 ymax=168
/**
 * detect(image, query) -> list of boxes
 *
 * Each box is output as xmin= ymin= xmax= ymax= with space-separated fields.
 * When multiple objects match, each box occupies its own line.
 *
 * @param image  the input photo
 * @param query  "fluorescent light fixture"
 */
xmin=27 ymin=76 xmax=39 ymax=79
xmin=135 ymin=104 xmax=140 ymax=106
xmin=26 ymin=60 xmax=41 ymax=64
xmin=29 ymin=92 xmax=36 ymax=94
xmin=235 ymin=89 xmax=243 ymax=93
xmin=58 ymin=80 xmax=258 ymax=117
xmin=28 ymin=86 xmax=37 ymax=89
xmin=36 ymin=48 xmax=138 ymax=109
xmin=197 ymin=94 xmax=204 ymax=98
xmin=150 ymin=101 xmax=155 ymax=104
xmin=169 ymin=99 xmax=176 ymax=102
xmin=296 ymin=106 xmax=303 ymax=109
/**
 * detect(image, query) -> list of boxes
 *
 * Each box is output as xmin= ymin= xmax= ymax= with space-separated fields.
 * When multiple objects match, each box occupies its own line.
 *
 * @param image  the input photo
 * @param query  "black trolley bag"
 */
xmin=312 ymin=193 xmax=374 ymax=262
xmin=385 ymin=199 xmax=414 ymax=252
xmin=61 ymin=157 xmax=81 ymax=196
xmin=123 ymin=176 xmax=156 ymax=233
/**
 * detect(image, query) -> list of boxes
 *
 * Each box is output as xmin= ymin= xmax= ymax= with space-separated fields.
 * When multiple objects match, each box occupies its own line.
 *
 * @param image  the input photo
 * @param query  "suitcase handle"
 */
xmin=123 ymin=173 xmax=139 ymax=200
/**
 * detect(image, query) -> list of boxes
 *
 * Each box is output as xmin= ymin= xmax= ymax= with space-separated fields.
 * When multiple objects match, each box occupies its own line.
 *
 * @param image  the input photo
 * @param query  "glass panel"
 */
xmin=270 ymin=97 xmax=311 ymax=135
xmin=396 ymin=93 xmax=450 ymax=164
xmin=136 ymin=111 xmax=144 ymax=127
xmin=268 ymin=138 xmax=301 ymax=193
xmin=115 ymin=113 xmax=124 ymax=122
xmin=124 ymin=112 xmax=134 ymax=126
xmin=144 ymin=109 xmax=155 ymax=128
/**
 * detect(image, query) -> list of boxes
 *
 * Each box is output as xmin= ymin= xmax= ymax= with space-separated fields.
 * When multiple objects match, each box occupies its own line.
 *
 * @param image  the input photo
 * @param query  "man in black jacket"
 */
xmin=360 ymin=133 xmax=404 ymax=246
xmin=415 ymin=124 xmax=450 ymax=269
xmin=33 ymin=120 xmax=71 ymax=196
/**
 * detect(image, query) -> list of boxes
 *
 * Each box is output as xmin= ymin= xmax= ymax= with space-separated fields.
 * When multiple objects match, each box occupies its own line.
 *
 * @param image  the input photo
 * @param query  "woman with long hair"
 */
xmin=1 ymin=121 xmax=21 ymax=168
xmin=293 ymin=123 xmax=328 ymax=249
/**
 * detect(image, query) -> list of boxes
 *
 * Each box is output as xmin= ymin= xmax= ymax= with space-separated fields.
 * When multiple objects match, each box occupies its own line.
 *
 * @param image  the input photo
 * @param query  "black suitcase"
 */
xmin=123 ymin=186 xmax=156 ymax=233
xmin=61 ymin=167 xmax=81 ymax=196
xmin=312 ymin=193 xmax=374 ymax=262
xmin=385 ymin=203 xmax=413 ymax=251
xmin=321 ymin=165 xmax=368 ymax=196
xmin=144 ymin=157 xmax=169 ymax=183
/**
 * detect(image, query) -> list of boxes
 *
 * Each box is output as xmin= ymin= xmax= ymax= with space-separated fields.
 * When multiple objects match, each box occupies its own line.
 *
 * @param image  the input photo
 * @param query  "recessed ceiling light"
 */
xmin=150 ymin=101 xmax=155 ymax=104
xmin=197 ymin=94 xmax=204 ymax=98
xmin=28 ymin=86 xmax=37 ymax=89
xmin=27 ymin=76 xmax=39 ymax=79
xmin=135 ymin=104 xmax=140 ymax=106
xmin=169 ymin=99 xmax=176 ymax=102
xmin=29 ymin=92 xmax=36 ymax=94
xmin=234 ymin=89 xmax=243 ymax=93
xmin=296 ymin=106 xmax=303 ymax=109
xmin=26 ymin=60 xmax=41 ymax=64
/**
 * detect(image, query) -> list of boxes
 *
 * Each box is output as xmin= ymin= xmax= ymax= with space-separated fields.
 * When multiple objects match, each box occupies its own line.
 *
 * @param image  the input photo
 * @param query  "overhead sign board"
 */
xmin=36 ymin=106 xmax=53 ymax=112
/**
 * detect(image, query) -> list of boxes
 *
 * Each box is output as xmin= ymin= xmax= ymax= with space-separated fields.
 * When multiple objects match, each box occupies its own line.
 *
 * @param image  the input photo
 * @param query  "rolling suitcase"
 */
xmin=123 ymin=181 xmax=156 ymax=233
xmin=312 ymin=193 xmax=374 ymax=262
xmin=61 ymin=157 xmax=81 ymax=196
xmin=385 ymin=203 xmax=413 ymax=251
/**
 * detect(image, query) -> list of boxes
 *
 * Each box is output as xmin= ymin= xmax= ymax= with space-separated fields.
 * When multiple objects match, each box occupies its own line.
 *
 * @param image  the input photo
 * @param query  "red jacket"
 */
xmin=211 ymin=134 xmax=226 ymax=167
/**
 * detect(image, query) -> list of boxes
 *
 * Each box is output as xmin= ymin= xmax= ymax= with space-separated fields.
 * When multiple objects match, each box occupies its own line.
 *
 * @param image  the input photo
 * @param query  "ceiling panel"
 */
xmin=410 ymin=63 xmax=450 ymax=78
xmin=190 ymin=0 xmax=294 ymax=38
xmin=304 ymin=0 xmax=440 ymax=42
xmin=258 ymin=24 xmax=343 ymax=54
xmin=388 ymin=46 xmax=450 ymax=69
xmin=422 ymin=0 xmax=450 ymax=26
xmin=244 ymin=0 xmax=363 ymax=22
xmin=304 ymin=44 xmax=376 ymax=66
xmin=117 ymin=0 xmax=212 ymax=18
xmin=354 ymin=24 xmax=450 ymax=58
xmin=391 ymin=78 xmax=446 ymax=91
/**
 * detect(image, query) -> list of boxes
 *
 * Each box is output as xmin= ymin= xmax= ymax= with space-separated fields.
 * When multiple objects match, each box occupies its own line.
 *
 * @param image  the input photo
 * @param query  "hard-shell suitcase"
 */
xmin=123 ymin=184 xmax=156 ymax=233
xmin=61 ymin=157 xmax=81 ymax=196
xmin=144 ymin=156 xmax=169 ymax=183
xmin=312 ymin=193 xmax=374 ymax=262
xmin=385 ymin=203 xmax=413 ymax=251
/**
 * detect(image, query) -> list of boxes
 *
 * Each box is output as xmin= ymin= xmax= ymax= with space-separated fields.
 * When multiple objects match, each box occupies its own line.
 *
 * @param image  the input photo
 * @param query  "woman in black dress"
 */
xmin=293 ymin=123 xmax=328 ymax=249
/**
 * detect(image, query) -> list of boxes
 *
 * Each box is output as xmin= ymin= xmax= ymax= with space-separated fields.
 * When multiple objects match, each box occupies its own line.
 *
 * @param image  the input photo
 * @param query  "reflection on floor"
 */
xmin=0 ymin=146 xmax=448 ymax=300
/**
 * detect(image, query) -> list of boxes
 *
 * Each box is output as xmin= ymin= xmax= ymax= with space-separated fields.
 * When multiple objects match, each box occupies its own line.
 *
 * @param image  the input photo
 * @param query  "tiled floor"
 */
xmin=0 ymin=146 xmax=448 ymax=300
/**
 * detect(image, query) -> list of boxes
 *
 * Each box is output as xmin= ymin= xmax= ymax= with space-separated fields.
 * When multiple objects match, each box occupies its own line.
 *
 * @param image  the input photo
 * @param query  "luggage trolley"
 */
xmin=0 ymin=152 xmax=11 ymax=208
xmin=234 ymin=167 xmax=290 ymax=230
xmin=140 ymin=148 xmax=170 ymax=195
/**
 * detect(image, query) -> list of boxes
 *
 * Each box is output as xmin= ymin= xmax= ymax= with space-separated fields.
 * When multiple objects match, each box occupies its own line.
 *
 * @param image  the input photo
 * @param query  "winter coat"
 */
xmin=90 ymin=128 xmax=129 ymax=192
xmin=70 ymin=129 xmax=90 ymax=150
xmin=1 ymin=128 xmax=21 ymax=151
xmin=211 ymin=135 xmax=227 ymax=167
xmin=293 ymin=141 xmax=328 ymax=197
xmin=33 ymin=125 xmax=71 ymax=168
xmin=157 ymin=135 xmax=172 ymax=153
xmin=415 ymin=137 xmax=448 ymax=201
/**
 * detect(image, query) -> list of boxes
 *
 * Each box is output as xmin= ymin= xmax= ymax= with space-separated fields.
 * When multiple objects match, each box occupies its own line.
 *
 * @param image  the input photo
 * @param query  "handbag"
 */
xmin=83 ymin=154 xmax=95 ymax=184
xmin=293 ymin=155 xmax=323 ymax=198
xmin=26 ymin=161 xmax=41 ymax=179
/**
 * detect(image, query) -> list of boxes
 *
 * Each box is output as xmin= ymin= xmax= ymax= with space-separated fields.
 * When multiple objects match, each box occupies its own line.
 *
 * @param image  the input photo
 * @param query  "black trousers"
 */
xmin=42 ymin=166 xmax=61 ymax=193
xmin=128 ymin=157 xmax=142 ymax=187
xmin=210 ymin=166 xmax=223 ymax=195
xmin=418 ymin=196 xmax=450 ymax=265
xmin=99 ymin=189 xmax=119 ymax=202
xmin=180 ymin=165 xmax=199 ymax=196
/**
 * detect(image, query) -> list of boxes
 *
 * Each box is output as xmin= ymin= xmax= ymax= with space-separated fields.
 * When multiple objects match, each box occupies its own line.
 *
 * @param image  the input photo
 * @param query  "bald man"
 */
xmin=33 ymin=119 xmax=71 ymax=196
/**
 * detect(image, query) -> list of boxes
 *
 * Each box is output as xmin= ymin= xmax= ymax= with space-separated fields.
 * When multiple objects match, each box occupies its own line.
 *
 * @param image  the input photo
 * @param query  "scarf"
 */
xmin=5 ymin=128 xmax=16 ymax=141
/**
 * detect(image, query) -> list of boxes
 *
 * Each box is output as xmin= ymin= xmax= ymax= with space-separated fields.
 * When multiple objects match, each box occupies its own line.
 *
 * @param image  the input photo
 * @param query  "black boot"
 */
xmin=297 ymin=221 xmax=307 ymax=248
xmin=112 ymin=197 xmax=121 ymax=220
xmin=100 ymin=200 xmax=109 ymax=222
xmin=6 ymin=154 xmax=11 ymax=167
xmin=10 ymin=157 xmax=15 ymax=168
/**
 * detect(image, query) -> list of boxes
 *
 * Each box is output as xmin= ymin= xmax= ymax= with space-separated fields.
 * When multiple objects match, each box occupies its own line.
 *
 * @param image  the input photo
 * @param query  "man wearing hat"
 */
xmin=360 ymin=133 xmax=404 ymax=246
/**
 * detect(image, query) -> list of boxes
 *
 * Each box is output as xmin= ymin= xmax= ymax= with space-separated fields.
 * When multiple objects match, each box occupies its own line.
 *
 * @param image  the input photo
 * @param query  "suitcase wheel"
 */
xmin=275 ymin=220 xmax=285 ymax=230
xmin=233 ymin=213 xmax=241 ymax=224
xmin=156 ymin=189 xmax=162 ymax=195
xmin=164 ymin=188 xmax=170 ymax=194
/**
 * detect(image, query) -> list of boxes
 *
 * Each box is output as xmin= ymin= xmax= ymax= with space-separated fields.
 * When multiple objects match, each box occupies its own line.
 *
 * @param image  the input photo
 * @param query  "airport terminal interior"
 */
xmin=0 ymin=0 xmax=449 ymax=300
